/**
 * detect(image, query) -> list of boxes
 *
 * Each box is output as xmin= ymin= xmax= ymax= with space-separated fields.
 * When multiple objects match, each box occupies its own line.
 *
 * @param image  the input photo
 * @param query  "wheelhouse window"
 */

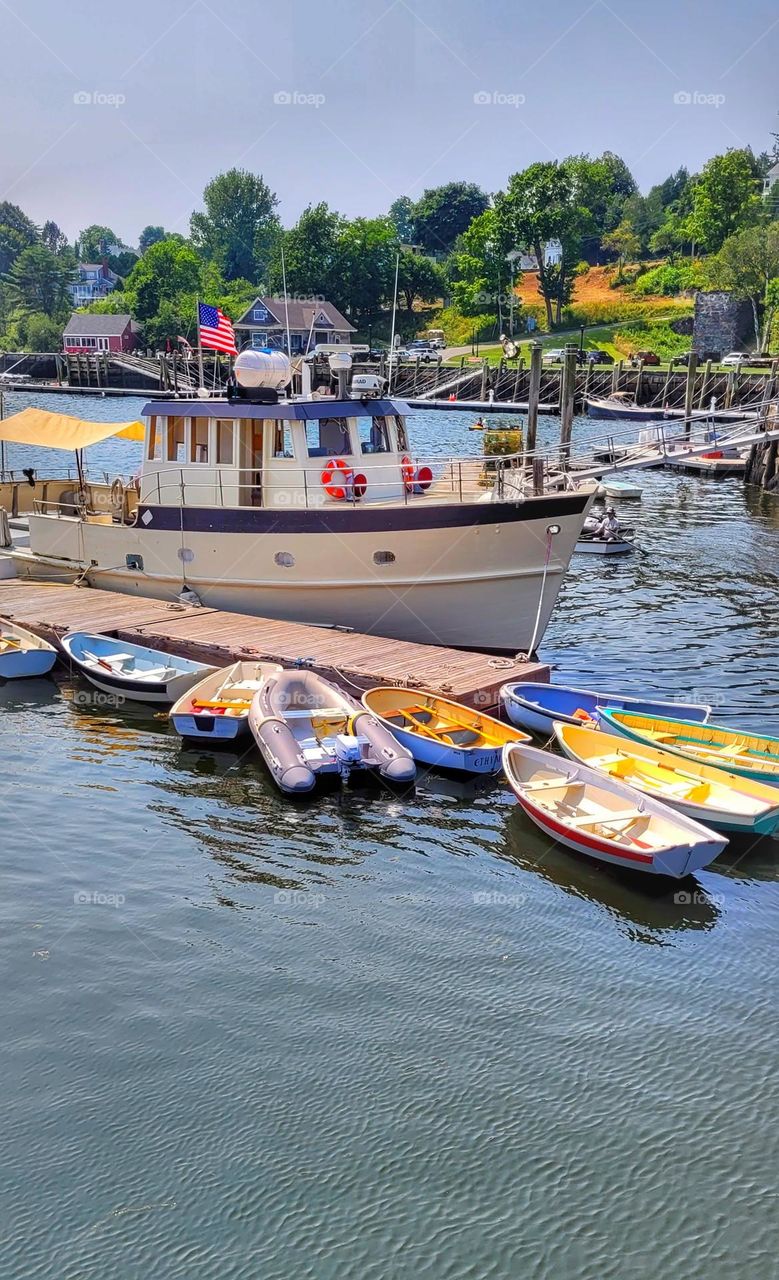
xmin=147 ymin=416 xmax=163 ymax=461
xmin=396 ymin=417 xmax=409 ymax=452
xmin=312 ymin=417 xmax=351 ymax=458
xmin=190 ymin=418 xmax=209 ymax=463
xmin=358 ymin=417 xmax=391 ymax=454
xmin=166 ymin=416 xmax=186 ymax=462
xmin=273 ymin=423 xmax=294 ymax=458
xmin=216 ymin=419 xmax=235 ymax=465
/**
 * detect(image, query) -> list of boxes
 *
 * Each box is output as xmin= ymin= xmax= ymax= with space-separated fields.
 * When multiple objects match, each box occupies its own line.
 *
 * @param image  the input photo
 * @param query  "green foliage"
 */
xmin=412 ymin=182 xmax=489 ymax=254
xmin=565 ymin=152 xmax=637 ymax=244
xmin=40 ymin=221 xmax=69 ymax=255
xmin=0 ymin=308 xmax=63 ymax=351
xmin=267 ymin=202 xmax=344 ymax=302
xmin=429 ymin=305 xmax=500 ymax=346
xmin=139 ymin=225 xmax=166 ymax=253
xmin=388 ymin=197 xmax=416 ymax=244
xmin=632 ymin=262 xmax=705 ymax=296
xmin=708 ymin=222 xmax=779 ymax=350
xmin=448 ymin=209 xmax=514 ymax=317
xmin=4 ymin=244 xmax=74 ymax=317
xmin=190 ymin=168 xmax=280 ymax=281
xmin=494 ymin=160 xmax=588 ymax=327
xmin=0 ymin=202 xmax=38 ymax=275
xmin=108 ymin=250 xmax=139 ymax=279
xmin=396 ymin=252 xmax=445 ymax=312
xmin=601 ymin=219 xmax=641 ymax=279
xmin=76 ymin=224 xmax=120 ymax=260
xmin=687 ymin=150 xmax=763 ymax=252
xmin=611 ymin=320 xmax=692 ymax=360
xmin=82 ymin=291 xmax=132 ymax=315
xmin=124 ymin=238 xmax=202 ymax=321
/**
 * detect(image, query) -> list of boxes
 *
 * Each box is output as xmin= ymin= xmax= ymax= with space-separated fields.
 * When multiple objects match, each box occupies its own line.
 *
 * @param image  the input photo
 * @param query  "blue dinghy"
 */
xmin=0 ymin=618 xmax=57 ymax=679
xmin=62 ymin=632 xmax=216 ymax=705
xmin=500 ymin=681 xmax=712 ymax=737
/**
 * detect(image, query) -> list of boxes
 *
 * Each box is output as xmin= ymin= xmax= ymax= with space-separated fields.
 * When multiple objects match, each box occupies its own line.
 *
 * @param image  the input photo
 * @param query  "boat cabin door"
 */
xmin=240 ymin=420 xmax=263 ymax=506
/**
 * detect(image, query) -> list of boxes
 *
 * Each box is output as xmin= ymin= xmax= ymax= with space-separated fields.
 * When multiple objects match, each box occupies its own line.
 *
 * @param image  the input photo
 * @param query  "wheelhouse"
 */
xmin=139 ymin=398 xmax=419 ymax=509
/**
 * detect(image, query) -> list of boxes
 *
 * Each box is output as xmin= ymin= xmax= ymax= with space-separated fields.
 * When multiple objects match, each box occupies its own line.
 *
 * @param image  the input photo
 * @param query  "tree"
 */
xmin=335 ymin=217 xmax=397 ymax=324
xmin=190 ymin=169 xmax=280 ymax=281
xmin=4 ymin=244 xmax=74 ymax=316
xmin=76 ymin=224 xmax=120 ymax=260
xmin=40 ymin=221 xmax=68 ymax=255
xmin=139 ymin=225 xmax=166 ymax=253
xmin=494 ymin=161 xmax=587 ymax=327
xmin=108 ymin=250 xmax=140 ymax=280
xmin=412 ymin=182 xmax=489 ymax=254
xmin=123 ymin=237 xmax=202 ymax=321
xmin=709 ymin=222 xmax=779 ymax=351
xmin=267 ymin=203 xmax=344 ymax=303
xmin=601 ymin=219 xmax=641 ymax=281
xmin=649 ymin=214 xmax=686 ymax=262
xmin=0 ymin=202 xmax=38 ymax=274
xmin=388 ymin=197 xmax=416 ymax=244
xmin=396 ymin=252 xmax=445 ymax=312
xmin=566 ymin=152 xmax=637 ymax=250
xmin=687 ymin=150 xmax=763 ymax=252
xmin=448 ymin=209 xmax=513 ymax=319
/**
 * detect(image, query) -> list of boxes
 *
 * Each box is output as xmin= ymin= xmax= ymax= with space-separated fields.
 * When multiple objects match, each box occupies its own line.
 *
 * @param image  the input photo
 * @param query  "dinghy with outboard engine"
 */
xmin=249 ymin=667 xmax=416 ymax=794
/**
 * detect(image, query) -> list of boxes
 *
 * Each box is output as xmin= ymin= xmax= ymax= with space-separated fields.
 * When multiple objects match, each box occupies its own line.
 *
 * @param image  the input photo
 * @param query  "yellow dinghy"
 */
xmin=362 ymin=687 xmax=528 ymax=774
xmin=601 ymin=710 xmax=779 ymax=785
xmin=555 ymin=721 xmax=779 ymax=837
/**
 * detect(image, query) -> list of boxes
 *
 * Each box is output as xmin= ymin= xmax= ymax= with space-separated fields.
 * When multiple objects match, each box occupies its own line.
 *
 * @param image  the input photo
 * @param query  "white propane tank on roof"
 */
xmin=234 ymin=349 xmax=291 ymax=391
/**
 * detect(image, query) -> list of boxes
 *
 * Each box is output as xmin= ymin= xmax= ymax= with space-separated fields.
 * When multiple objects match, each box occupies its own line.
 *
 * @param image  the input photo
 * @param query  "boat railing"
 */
xmin=128 ymin=454 xmax=536 ymax=512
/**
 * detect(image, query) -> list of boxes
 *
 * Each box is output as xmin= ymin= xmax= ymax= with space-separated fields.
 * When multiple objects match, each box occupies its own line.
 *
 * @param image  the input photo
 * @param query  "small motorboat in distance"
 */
xmin=62 ymin=632 xmax=216 ymax=705
xmin=249 ymin=667 xmax=416 ymax=794
xmin=500 ymin=681 xmax=711 ymax=737
xmin=0 ymin=618 xmax=57 ymax=679
xmin=362 ymin=687 xmax=528 ymax=774
xmin=575 ymin=534 xmax=635 ymax=555
xmin=502 ymin=743 xmax=727 ymax=878
xmin=555 ymin=721 xmax=779 ymax=838
xmin=600 ymin=710 xmax=779 ymax=785
xmin=170 ymin=660 xmax=283 ymax=741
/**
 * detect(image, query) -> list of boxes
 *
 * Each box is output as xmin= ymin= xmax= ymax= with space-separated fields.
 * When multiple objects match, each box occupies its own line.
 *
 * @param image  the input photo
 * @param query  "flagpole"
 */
xmin=196 ymin=298 xmax=206 ymax=394
xmin=280 ymin=245 xmax=292 ymax=359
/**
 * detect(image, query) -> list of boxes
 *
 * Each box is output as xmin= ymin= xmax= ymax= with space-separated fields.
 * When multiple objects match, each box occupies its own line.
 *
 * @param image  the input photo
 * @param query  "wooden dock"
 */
xmin=0 ymin=581 xmax=547 ymax=709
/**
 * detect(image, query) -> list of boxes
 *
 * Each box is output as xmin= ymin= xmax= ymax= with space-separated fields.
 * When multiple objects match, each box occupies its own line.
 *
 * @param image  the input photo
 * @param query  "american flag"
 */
xmin=197 ymin=302 xmax=237 ymax=355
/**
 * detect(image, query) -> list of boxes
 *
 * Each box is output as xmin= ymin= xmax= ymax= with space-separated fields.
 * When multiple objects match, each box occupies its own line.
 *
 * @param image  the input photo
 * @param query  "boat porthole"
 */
xmin=373 ymin=551 xmax=396 ymax=565
xmin=275 ymin=551 xmax=295 ymax=567
xmin=177 ymin=547 xmax=194 ymax=563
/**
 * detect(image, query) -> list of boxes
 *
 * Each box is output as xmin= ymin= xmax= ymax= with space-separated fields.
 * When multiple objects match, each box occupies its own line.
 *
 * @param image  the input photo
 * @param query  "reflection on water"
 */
xmin=2 ymin=398 xmax=779 ymax=1278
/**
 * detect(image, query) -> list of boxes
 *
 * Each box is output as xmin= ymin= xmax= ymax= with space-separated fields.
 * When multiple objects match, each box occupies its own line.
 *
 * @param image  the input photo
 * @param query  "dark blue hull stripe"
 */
xmin=137 ymin=493 xmax=589 ymax=535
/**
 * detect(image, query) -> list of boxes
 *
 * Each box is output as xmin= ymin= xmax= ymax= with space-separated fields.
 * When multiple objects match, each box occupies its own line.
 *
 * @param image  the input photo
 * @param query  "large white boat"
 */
xmin=2 ymin=349 xmax=595 ymax=652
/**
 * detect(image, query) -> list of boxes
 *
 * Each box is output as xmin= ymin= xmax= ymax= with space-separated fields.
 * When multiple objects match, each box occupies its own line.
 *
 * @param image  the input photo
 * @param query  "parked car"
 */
xmin=405 ymin=341 xmax=439 ymax=363
xmin=585 ymin=349 xmax=614 ymax=365
xmin=721 ymin=351 xmax=748 ymax=367
xmin=672 ymin=352 xmax=696 ymax=366
xmin=541 ymin=348 xmax=566 ymax=365
xmin=629 ymin=350 xmax=660 ymax=367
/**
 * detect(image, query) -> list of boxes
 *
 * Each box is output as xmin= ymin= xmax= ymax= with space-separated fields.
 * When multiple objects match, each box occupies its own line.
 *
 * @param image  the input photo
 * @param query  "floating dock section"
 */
xmin=0 ymin=581 xmax=547 ymax=709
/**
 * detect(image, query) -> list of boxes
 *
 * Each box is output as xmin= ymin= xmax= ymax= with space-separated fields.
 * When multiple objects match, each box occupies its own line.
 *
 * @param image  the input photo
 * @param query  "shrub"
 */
xmin=632 ymin=262 xmax=705 ymax=297
xmin=612 ymin=320 xmax=692 ymax=360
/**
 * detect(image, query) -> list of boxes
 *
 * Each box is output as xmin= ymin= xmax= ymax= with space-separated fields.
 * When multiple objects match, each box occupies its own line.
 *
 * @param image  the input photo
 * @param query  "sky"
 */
xmin=1 ymin=0 xmax=777 ymax=247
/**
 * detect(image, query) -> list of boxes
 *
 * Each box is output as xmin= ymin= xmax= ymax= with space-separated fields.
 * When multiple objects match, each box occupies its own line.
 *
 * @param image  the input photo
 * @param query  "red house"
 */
xmin=63 ymin=313 xmax=140 ymax=354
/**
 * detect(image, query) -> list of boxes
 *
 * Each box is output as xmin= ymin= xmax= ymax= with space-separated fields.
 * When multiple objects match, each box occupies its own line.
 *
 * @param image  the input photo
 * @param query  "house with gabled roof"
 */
xmin=63 ymin=313 xmax=140 ymax=353
xmin=234 ymin=297 xmax=356 ymax=354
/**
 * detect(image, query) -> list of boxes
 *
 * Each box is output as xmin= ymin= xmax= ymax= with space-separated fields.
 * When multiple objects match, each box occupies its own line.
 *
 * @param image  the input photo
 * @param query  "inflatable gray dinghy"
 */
xmin=249 ymin=668 xmax=416 ymax=794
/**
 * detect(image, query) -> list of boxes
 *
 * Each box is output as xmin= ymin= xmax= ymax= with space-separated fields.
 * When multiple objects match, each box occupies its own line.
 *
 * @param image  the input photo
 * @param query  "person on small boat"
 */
xmin=595 ymin=507 xmax=621 ymax=541
xmin=473 ymin=415 xmax=485 ymax=430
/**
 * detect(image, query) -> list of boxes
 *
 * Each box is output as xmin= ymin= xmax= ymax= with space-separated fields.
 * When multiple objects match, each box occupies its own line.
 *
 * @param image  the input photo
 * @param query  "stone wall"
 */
xmin=692 ymin=291 xmax=753 ymax=357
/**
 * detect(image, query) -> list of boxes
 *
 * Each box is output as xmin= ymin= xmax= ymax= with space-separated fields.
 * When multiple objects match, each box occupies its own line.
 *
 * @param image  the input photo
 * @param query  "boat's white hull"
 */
xmin=23 ymin=492 xmax=593 ymax=651
xmin=575 ymin=539 xmax=634 ymax=556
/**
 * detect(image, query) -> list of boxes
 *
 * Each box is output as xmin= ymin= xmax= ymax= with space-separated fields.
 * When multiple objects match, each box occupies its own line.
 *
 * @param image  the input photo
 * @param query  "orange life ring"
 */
xmin=321 ymin=457 xmax=353 ymax=501
xmin=411 ymin=465 xmax=433 ymax=494
xmin=401 ymin=454 xmax=415 ymax=491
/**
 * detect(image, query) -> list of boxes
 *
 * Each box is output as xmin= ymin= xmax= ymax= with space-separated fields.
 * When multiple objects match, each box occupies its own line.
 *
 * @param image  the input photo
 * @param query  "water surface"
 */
xmin=1 ymin=392 xmax=777 ymax=1278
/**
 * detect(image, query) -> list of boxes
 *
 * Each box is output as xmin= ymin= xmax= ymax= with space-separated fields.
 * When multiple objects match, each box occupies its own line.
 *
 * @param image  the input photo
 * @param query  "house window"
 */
xmin=190 ymin=418 xmax=209 ymax=463
xmin=166 ymin=416 xmax=186 ymax=462
xmin=216 ymin=419 xmax=235 ymax=465
xmin=251 ymin=332 xmax=268 ymax=349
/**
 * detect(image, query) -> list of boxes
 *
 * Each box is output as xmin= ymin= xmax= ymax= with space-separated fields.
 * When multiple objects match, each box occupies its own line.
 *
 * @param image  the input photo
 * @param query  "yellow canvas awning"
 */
xmin=0 ymin=407 xmax=145 ymax=450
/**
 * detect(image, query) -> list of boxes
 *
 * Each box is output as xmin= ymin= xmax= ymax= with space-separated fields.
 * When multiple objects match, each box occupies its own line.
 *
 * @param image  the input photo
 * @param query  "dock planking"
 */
xmin=0 ymin=580 xmax=548 ymax=709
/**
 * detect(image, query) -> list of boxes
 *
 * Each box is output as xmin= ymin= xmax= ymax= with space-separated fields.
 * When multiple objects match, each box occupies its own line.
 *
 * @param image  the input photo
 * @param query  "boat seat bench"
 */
xmin=568 ymin=807 xmax=646 ymax=828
